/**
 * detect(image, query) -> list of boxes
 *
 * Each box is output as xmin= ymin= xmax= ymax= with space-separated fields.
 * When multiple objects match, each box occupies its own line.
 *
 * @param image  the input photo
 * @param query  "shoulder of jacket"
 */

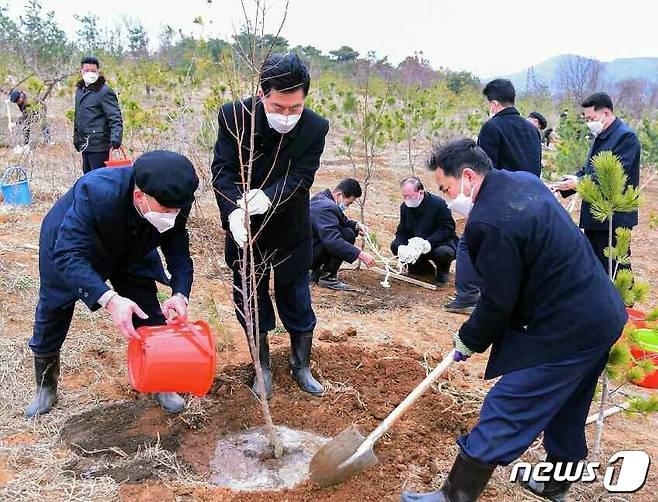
xmin=303 ymin=108 xmax=330 ymax=133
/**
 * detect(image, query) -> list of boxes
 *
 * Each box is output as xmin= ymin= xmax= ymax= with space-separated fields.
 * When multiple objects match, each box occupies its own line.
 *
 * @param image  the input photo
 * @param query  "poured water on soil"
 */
xmin=209 ymin=426 xmax=329 ymax=491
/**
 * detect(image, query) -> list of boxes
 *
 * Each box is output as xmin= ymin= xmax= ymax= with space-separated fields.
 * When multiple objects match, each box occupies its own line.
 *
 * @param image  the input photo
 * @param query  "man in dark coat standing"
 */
xmin=310 ymin=177 xmax=375 ymax=290
xmin=554 ymin=92 xmax=641 ymax=273
xmin=390 ymin=177 xmax=458 ymax=285
xmin=400 ymin=139 xmax=626 ymax=502
xmin=27 ymin=151 xmax=199 ymax=418
xmin=211 ymin=52 xmax=329 ymax=399
xmin=447 ymin=79 xmax=543 ymax=314
xmin=73 ymin=56 xmax=123 ymax=173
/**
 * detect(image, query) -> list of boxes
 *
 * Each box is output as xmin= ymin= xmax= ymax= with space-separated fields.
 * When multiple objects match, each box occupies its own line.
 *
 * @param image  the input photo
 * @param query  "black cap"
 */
xmin=9 ymin=90 xmax=22 ymax=103
xmin=529 ymin=111 xmax=547 ymax=130
xmin=133 ymin=150 xmax=199 ymax=208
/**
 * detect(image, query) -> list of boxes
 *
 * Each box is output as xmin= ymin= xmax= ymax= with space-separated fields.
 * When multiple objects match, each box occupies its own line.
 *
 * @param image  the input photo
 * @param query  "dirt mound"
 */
xmin=58 ymin=343 xmax=490 ymax=500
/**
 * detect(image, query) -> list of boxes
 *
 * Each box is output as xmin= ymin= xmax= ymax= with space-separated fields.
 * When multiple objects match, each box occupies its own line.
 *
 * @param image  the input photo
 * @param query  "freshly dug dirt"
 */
xmin=59 ymin=343 xmax=493 ymax=500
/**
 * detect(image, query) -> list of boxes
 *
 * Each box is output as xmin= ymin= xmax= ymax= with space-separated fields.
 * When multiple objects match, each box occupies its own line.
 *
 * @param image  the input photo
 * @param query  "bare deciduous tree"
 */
xmin=554 ymin=55 xmax=603 ymax=103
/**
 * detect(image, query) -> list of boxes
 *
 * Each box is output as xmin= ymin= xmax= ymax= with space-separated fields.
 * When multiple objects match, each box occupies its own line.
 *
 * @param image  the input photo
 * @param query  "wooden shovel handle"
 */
xmin=357 ymin=349 xmax=456 ymax=454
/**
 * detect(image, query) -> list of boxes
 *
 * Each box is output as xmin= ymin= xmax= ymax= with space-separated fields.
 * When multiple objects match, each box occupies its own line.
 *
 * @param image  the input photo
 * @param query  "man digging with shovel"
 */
xmin=398 ymin=139 xmax=626 ymax=501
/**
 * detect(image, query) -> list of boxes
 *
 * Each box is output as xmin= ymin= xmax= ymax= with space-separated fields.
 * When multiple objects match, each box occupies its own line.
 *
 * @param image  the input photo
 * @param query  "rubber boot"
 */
xmin=519 ymin=455 xmax=572 ymax=502
xmin=251 ymin=331 xmax=273 ymax=399
xmin=26 ymin=353 xmax=60 ymax=418
xmin=153 ymin=392 xmax=186 ymax=413
xmin=289 ymin=332 xmax=324 ymax=396
xmin=400 ymin=449 xmax=495 ymax=501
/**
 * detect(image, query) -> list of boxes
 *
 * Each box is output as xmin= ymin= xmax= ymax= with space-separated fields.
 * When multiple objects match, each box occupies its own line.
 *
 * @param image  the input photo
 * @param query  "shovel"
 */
xmin=310 ymin=349 xmax=456 ymax=487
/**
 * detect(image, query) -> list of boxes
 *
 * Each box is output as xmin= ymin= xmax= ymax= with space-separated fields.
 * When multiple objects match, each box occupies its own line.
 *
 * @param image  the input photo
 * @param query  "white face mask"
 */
xmin=82 ymin=71 xmax=99 ymax=85
xmin=404 ymin=192 xmax=423 ymax=208
xmin=136 ymin=193 xmax=180 ymax=233
xmin=266 ymin=112 xmax=301 ymax=134
xmin=447 ymin=177 xmax=474 ymax=217
xmin=587 ymin=115 xmax=605 ymax=136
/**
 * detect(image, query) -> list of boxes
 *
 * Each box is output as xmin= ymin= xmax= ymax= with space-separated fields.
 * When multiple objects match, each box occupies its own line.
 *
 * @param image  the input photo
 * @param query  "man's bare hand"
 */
xmin=106 ymin=294 xmax=148 ymax=341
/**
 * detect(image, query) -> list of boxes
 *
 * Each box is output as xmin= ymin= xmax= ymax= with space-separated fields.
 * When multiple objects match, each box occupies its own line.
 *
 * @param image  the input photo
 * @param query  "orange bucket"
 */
xmin=626 ymin=307 xmax=647 ymax=329
xmin=630 ymin=347 xmax=658 ymax=389
xmin=128 ymin=320 xmax=216 ymax=397
xmin=105 ymin=147 xmax=133 ymax=168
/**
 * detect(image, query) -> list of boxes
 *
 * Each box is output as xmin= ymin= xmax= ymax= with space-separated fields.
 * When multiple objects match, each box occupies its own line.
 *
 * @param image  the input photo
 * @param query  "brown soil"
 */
xmin=60 ymin=342 xmax=489 ymax=500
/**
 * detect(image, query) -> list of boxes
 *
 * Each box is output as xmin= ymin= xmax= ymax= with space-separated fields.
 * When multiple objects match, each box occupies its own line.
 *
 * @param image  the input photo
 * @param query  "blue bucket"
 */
xmin=1 ymin=167 xmax=33 ymax=205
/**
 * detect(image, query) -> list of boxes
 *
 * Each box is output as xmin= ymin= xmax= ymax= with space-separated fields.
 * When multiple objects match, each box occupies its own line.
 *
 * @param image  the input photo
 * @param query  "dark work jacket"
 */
xmin=460 ymin=169 xmax=626 ymax=379
xmin=477 ymin=107 xmax=542 ymax=176
xmin=571 ymin=118 xmax=641 ymax=231
xmin=211 ymin=97 xmax=330 ymax=286
xmin=394 ymin=192 xmax=458 ymax=251
xmin=310 ymin=189 xmax=360 ymax=263
xmin=74 ymin=76 xmax=123 ymax=152
xmin=38 ymin=168 xmax=193 ymax=311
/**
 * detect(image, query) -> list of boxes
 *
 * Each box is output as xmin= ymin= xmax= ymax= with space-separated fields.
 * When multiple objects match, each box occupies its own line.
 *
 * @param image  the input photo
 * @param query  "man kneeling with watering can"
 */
xmin=400 ymin=139 xmax=626 ymax=501
xmin=26 ymin=150 xmax=199 ymax=418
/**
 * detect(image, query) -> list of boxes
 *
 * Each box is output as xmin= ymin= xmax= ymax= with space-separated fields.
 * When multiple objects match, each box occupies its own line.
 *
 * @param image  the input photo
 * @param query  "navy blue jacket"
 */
xmin=477 ymin=107 xmax=542 ymax=176
xmin=459 ymin=169 xmax=626 ymax=379
xmin=211 ymin=97 xmax=329 ymax=286
xmin=574 ymin=118 xmax=641 ymax=231
xmin=310 ymin=189 xmax=360 ymax=263
xmin=394 ymin=192 xmax=458 ymax=251
xmin=38 ymin=168 xmax=193 ymax=311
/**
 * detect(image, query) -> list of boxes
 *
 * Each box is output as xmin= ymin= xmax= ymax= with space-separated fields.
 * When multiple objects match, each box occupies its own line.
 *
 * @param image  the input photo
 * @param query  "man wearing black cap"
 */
xmin=9 ymin=89 xmax=50 ymax=146
xmin=74 ymin=56 xmax=123 ymax=173
xmin=211 ymin=52 xmax=329 ymax=399
xmin=26 ymin=151 xmax=199 ymax=418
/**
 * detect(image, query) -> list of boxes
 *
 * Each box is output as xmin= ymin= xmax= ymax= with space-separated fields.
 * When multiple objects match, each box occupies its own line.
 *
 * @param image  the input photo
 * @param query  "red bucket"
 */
xmin=626 ymin=307 xmax=647 ymax=329
xmin=128 ymin=320 xmax=216 ymax=397
xmin=105 ymin=147 xmax=133 ymax=168
xmin=630 ymin=347 xmax=658 ymax=389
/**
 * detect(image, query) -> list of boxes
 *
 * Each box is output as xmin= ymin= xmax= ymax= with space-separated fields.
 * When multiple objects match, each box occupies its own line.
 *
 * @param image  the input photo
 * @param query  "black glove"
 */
xmin=110 ymin=140 xmax=121 ymax=149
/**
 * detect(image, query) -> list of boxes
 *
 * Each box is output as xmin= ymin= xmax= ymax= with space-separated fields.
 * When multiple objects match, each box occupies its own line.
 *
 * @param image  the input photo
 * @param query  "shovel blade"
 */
xmin=309 ymin=425 xmax=379 ymax=487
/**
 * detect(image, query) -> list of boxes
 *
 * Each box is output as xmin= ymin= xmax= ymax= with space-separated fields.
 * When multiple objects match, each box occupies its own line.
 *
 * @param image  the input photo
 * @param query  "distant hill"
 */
xmin=489 ymin=55 xmax=658 ymax=93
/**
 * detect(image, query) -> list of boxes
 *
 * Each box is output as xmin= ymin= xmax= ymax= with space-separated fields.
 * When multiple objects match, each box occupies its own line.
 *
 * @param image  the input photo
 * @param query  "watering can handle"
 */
xmin=1 ymin=166 xmax=28 ymax=185
xmin=108 ymin=146 xmax=128 ymax=160
xmin=355 ymin=349 xmax=456 ymax=455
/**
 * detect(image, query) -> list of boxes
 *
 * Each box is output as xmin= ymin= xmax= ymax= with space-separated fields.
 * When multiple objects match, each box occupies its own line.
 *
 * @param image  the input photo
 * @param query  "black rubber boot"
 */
xmin=400 ymin=449 xmax=495 ymax=501
xmin=251 ymin=331 xmax=273 ymax=399
xmin=519 ymin=455 xmax=572 ymax=502
xmin=26 ymin=353 xmax=60 ymax=418
xmin=289 ymin=332 xmax=324 ymax=396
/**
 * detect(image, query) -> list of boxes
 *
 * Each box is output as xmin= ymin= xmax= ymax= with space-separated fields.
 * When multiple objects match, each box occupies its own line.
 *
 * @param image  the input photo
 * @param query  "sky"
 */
xmin=6 ymin=0 xmax=658 ymax=76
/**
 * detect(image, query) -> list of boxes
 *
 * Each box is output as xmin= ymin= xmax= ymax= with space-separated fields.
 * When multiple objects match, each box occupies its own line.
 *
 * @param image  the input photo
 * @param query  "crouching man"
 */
xmin=27 ymin=150 xmax=199 ymax=418
xmin=400 ymin=139 xmax=626 ymax=502
xmin=390 ymin=177 xmax=458 ymax=285
xmin=310 ymin=177 xmax=375 ymax=290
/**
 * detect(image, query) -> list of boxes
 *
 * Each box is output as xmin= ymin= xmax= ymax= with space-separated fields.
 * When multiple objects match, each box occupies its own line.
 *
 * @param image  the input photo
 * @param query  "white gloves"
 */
xmin=230 ymin=189 xmax=271 ymax=247
xmin=238 ymin=189 xmax=271 ymax=216
xmin=397 ymin=244 xmax=421 ymax=265
xmin=228 ymin=208 xmax=248 ymax=247
xmin=408 ymin=237 xmax=431 ymax=255
xmin=398 ymin=238 xmax=431 ymax=265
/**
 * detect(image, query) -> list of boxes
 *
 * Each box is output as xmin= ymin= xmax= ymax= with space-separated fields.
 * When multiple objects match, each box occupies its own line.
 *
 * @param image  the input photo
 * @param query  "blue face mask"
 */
xmin=338 ymin=202 xmax=347 ymax=212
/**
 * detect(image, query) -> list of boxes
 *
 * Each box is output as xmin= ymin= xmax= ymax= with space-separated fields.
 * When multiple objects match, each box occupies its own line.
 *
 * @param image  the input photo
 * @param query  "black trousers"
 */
xmin=584 ymin=228 xmax=632 ymax=275
xmin=29 ymin=274 xmax=166 ymax=356
xmin=311 ymin=227 xmax=357 ymax=279
xmin=232 ymin=266 xmax=316 ymax=335
xmin=82 ymin=150 xmax=110 ymax=174
xmin=390 ymin=239 xmax=456 ymax=276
